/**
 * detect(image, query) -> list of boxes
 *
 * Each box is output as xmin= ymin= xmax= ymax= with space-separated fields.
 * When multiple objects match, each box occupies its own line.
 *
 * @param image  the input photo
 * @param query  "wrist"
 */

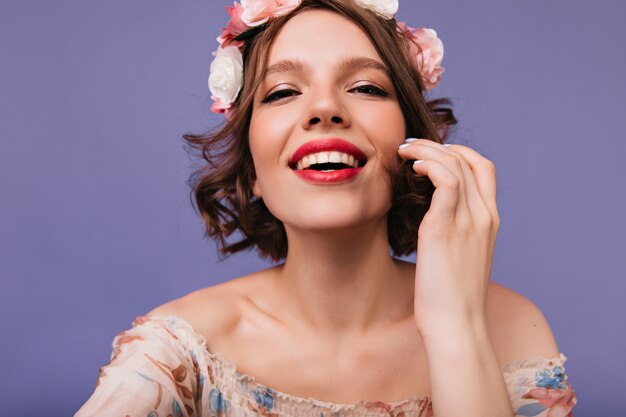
xmin=417 ymin=314 xmax=489 ymax=345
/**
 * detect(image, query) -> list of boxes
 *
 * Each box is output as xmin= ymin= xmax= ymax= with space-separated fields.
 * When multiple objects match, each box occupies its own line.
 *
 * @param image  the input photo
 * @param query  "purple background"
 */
xmin=1 ymin=1 xmax=624 ymax=415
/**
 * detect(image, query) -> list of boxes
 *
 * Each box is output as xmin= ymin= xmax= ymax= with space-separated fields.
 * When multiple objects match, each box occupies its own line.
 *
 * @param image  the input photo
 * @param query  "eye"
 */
xmin=351 ymin=84 xmax=389 ymax=97
xmin=261 ymin=89 xmax=300 ymax=103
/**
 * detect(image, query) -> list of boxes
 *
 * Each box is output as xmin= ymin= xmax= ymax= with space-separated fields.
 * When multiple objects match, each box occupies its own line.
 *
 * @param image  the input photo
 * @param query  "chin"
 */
xmin=276 ymin=201 xmax=390 ymax=233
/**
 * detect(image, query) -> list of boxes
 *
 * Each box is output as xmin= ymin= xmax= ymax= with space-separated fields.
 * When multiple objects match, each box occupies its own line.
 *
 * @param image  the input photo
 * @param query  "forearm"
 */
xmin=422 ymin=319 xmax=515 ymax=417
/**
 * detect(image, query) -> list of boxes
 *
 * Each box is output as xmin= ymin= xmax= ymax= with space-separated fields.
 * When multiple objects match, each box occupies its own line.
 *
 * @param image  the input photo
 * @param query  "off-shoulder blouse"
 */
xmin=75 ymin=315 xmax=578 ymax=417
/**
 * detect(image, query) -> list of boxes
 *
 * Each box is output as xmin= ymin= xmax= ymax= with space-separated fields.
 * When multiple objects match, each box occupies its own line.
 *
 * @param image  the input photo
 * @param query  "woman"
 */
xmin=76 ymin=1 xmax=577 ymax=416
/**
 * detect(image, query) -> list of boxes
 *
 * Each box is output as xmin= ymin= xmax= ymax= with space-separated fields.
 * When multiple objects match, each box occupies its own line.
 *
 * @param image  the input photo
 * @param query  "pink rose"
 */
xmin=240 ymin=0 xmax=279 ymax=27
xmin=217 ymin=2 xmax=247 ymax=49
xmin=240 ymin=0 xmax=300 ymax=27
xmin=226 ymin=2 xmax=248 ymax=35
xmin=217 ymin=32 xmax=245 ymax=51
xmin=210 ymin=96 xmax=235 ymax=120
xmin=273 ymin=0 xmax=301 ymax=17
xmin=398 ymin=22 xmax=445 ymax=90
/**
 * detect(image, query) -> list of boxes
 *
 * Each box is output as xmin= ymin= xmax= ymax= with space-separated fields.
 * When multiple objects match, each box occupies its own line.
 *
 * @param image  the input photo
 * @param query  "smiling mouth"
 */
xmin=291 ymin=151 xmax=367 ymax=171
xmin=289 ymin=138 xmax=369 ymax=175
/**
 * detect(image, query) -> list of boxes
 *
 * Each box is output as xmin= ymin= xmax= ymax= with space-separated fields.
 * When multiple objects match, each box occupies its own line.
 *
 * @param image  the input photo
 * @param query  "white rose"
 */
xmin=208 ymin=45 xmax=244 ymax=105
xmin=354 ymin=0 xmax=398 ymax=19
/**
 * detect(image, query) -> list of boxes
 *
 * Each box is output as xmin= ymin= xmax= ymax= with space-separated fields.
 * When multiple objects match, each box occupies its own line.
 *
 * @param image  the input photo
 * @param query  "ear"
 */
xmin=248 ymin=167 xmax=262 ymax=199
xmin=252 ymin=181 xmax=262 ymax=199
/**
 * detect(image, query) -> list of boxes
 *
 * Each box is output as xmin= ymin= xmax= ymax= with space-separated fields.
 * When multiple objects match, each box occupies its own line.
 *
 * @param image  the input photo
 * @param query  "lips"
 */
xmin=289 ymin=138 xmax=368 ymax=184
xmin=289 ymin=138 xmax=368 ymax=168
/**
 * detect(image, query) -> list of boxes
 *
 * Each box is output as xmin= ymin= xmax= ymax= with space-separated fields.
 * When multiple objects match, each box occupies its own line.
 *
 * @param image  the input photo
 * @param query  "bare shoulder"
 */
xmin=486 ymin=281 xmax=561 ymax=365
xmin=146 ymin=275 xmax=255 ymax=345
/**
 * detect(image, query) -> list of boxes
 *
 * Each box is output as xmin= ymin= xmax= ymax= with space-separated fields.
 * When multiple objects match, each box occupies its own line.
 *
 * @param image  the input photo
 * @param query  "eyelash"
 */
xmin=261 ymin=84 xmax=389 ymax=104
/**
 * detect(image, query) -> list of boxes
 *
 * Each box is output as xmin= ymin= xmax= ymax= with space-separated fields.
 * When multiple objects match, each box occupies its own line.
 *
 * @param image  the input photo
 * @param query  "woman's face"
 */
xmin=249 ymin=9 xmax=406 ymax=233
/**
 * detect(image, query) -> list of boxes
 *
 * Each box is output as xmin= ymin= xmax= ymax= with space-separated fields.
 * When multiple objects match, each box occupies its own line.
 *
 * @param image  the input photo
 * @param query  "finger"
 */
xmin=411 ymin=158 xmax=464 ymax=231
xmin=401 ymin=140 xmax=488 ymax=222
xmin=440 ymin=144 xmax=498 ymax=222
xmin=398 ymin=141 xmax=472 ymax=221
xmin=398 ymin=141 xmax=467 ymax=200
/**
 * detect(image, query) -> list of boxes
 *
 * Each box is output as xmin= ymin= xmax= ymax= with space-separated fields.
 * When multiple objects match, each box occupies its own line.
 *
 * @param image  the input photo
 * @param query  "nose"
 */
xmin=302 ymin=86 xmax=351 ymax=130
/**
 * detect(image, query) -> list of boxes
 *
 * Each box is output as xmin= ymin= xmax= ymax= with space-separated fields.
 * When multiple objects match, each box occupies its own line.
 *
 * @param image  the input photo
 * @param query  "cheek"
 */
xmin=249 ymin=107 xmax=295 ymax=154
xmin=248 ymin=112 xmax=291 ymax=196
xmin=355 ymin=103 xmax=406 ymax=163
xmin=249 ymin=114 xmax=276 ymax=164
xmin=358 ymin=100 xmax=404 ymax=133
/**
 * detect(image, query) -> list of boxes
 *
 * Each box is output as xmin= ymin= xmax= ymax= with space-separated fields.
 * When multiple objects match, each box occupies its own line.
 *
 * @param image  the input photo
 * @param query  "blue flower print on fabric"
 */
xmin=253 ymin=388 xmax=275 ymax=410
xmin=513 ymin=361 xmax=577 ymax=416
xmin=536 ymin=365 xmax=566 ymax=389
xmin=209 ymin=388 xmax=229 ymax=415
xmin=189 ymin=348 xmax=206 ymax=396
xmin=172 ymin=399 xmax=183 ymax=417
xmin=515 ymin=402 xmax=547 ymax=416
xmin=198 ymin=371 xmax=206 ymax=393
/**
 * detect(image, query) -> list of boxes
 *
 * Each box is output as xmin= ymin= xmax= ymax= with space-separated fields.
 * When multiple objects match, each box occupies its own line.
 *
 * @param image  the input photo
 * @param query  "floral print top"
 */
xmin=75 ymin=315 xmax=577 ymax=417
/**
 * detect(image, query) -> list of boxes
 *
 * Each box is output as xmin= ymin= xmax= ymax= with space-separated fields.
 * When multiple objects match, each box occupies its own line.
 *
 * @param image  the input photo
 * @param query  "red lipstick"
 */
xmin=289 ymin=138 xmax=367 ymax=184
xmin=289 ymin=138 xmax=367 ymax=166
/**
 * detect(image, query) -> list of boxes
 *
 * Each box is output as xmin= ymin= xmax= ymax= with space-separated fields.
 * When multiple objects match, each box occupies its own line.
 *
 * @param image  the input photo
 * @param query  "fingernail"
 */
xmin=413 ymin=159 xmax=424 ymax=165
xmin=399 ymin=143 xmax=411 ymax=149
xmin=443 ymin=143 xmax=452 ymax=147
xmin=405 ymin=138 xmax=418 ymax=142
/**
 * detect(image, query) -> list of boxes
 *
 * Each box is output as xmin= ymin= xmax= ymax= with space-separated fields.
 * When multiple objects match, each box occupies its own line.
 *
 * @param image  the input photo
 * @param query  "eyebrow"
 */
xmin=262 ymin=56 xmax=390 ymax=80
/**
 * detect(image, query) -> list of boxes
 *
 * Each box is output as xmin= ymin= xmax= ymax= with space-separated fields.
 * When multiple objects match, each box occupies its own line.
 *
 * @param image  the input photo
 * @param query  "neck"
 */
xmin=272 ymin=217 xmax=416 ymax=337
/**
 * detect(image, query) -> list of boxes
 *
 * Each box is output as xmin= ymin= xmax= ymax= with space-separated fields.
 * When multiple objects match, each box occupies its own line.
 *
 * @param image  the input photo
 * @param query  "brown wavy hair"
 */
xmin=183 ymin=0 xmax=457 ymax=262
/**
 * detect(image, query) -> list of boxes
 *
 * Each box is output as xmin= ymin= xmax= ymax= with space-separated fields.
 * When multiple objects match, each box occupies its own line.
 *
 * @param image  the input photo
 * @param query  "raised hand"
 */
xmin=397 ymin=138 xmax=500 ymax=339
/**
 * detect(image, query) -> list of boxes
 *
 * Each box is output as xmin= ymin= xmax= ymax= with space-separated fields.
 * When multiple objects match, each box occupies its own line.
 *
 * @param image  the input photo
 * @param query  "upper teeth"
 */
xmin=296 ymin=151 xmax=359 ymax=170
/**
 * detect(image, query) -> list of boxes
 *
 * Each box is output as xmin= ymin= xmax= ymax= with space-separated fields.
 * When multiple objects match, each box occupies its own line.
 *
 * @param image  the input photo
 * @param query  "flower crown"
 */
xmin=208 ymin=0 xmax=445 ymax=118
